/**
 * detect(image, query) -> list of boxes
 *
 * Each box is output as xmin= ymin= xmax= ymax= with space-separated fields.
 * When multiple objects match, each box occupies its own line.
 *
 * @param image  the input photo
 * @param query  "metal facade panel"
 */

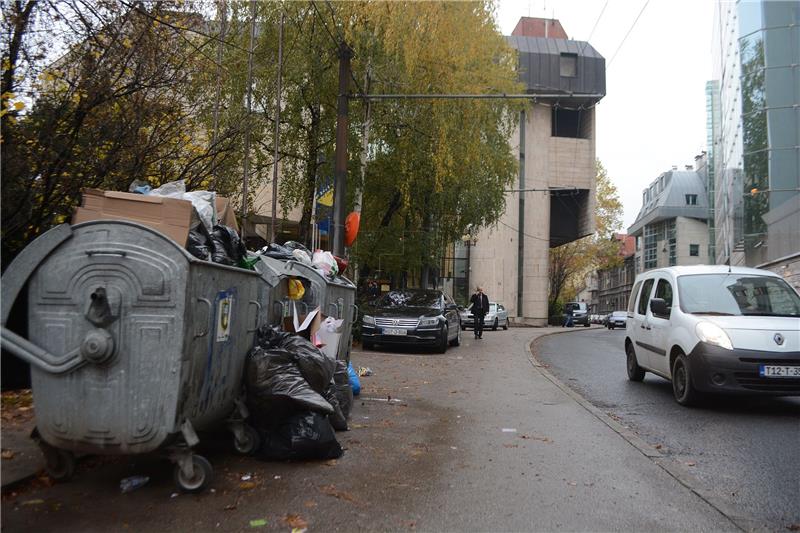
xmin=506 ymin=35 xmax=606 ymax=97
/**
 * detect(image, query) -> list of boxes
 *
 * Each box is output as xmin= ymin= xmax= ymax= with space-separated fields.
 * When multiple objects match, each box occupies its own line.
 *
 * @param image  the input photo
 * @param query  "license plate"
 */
xmin=759 ymin=365 xmax=800 ymax=378
xmin=383 ymin=328 xmax=407 ymax=336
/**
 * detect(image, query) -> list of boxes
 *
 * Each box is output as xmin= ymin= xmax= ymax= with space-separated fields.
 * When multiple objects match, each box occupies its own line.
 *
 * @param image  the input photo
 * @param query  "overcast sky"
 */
xmin=495 ymin=0 xmax=716 ymax=230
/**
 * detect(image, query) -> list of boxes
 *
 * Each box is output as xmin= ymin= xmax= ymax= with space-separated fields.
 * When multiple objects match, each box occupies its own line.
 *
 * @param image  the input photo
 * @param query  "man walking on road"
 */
xmin=469 ymin=286 xmax=489 ymax=339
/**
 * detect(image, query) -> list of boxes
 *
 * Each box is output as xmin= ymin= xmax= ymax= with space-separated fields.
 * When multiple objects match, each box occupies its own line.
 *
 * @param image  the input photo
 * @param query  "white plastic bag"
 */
xmin=312 ymin=250 xmax=338 ymax=277
xmin=292 ymin=248 xmax=312 ymax=265
xmin=316 ymin=316 xmax=344 ymax=360
xmin=183 ymin=190 xmax=216 ymax=232
xmin=149 ymin=179 xmax=186 ymax=198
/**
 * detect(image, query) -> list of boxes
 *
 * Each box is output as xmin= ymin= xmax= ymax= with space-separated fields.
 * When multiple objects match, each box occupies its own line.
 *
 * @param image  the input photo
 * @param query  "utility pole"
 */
xmin=210 ymin=0 xmax=227 ymax=190
xmin=270 ymin=11 xmax=284 ymax=243
xmin=332 ymin=42 xmax=352 ymax=257
xmin=240 ymin=0 xmax=257 ymax=239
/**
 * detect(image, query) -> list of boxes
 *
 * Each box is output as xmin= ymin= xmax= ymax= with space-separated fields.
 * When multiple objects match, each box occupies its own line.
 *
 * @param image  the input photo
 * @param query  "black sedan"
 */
xmin=361 ymin=289 xmax=461 ymax=353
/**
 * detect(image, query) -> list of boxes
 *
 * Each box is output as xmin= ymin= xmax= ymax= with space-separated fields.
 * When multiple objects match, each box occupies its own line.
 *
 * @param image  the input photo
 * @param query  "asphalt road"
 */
xmin=3 ymin=327 xmax=741 ymax=532
xmin=535 ymin=327 xmax=800 ymax=530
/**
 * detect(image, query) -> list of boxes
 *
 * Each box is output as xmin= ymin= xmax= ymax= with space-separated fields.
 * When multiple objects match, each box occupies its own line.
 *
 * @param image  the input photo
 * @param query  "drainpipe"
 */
xmin=517 ymin=110 xmax=526 ymax=316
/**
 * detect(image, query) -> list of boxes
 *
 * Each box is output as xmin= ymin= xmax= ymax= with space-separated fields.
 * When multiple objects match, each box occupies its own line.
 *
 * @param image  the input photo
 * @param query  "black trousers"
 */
xmin=474 ymin=314 xmax=485 ymax=337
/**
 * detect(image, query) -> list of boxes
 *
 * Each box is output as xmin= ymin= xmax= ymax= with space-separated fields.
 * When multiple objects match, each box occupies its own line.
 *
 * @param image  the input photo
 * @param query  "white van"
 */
xmin=624 ymin=265 xmax=800 ymax=406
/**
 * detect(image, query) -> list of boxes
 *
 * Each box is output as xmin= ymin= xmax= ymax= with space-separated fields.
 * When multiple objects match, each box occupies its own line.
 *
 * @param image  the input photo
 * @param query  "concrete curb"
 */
xmin=525 ymin=330 xmax=771 ymax=533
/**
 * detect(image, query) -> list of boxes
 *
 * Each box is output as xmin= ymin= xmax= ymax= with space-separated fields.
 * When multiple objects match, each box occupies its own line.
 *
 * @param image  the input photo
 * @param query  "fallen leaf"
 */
xmin=303 ymin=500 xmax=317 ymax=509
xmin=249 ymin=518 xmax=267 ymax=527
xmin=686 ymin=461 xmax=696 ymax=467
xmin=283 ymin=514 xmax=308 ymax=529
xmin=319 ymin=484 xmax=357 ymax=503
xmin=224 ymin=503 xmax=238 ymax=511
xmin=502 ymin=444 xmax=519 ymax=448
xmin=324 ymin=459 xmax=338 ymax=466
xmin=21 ymin=499 xmax=44 ymax=506
xmin=239 ymin=482 xmax=257 ymax=490
xmin=786 ymin=524 xmax=800 ymax=531
xmin=654 ymin=444 xmax=662 ymax=450
xmin=1 ymin=450 xmax=15 ymax=459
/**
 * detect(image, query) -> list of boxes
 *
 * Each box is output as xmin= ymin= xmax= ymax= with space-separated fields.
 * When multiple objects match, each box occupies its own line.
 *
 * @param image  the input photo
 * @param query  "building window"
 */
xmin=551 ymin=108 xmax=589 ymax=139
xmin=560 ymin=53 xmax=577 ymax=77
xmin=685 ymin=194 xmax=698 ymax=205
xmin=644 ymin=224 xmax=659 ymax=270
xmin=667 ymin=219 xmax=677 ymax=266
xmin=690 ymin=244 xmax=700 ymax=256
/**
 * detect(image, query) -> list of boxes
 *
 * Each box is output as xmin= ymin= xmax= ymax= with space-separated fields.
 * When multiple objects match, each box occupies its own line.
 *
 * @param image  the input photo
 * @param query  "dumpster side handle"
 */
xmin=0 ymin=327 xmax=85 ymax=374
xmin=247 ymin=301 xmax=262 ymax=332
xmin=194 ymin=298 xmax=212 ymax=338
xmin=327 ymin=303 xmax=339 ymax=318
xmin=351 ymin=304 xmax=359 ymax=322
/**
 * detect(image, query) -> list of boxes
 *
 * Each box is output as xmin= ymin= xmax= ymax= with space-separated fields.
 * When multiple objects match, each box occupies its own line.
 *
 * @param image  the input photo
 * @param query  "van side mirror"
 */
xmin=650 ymin=298 xmax=670 ymax=317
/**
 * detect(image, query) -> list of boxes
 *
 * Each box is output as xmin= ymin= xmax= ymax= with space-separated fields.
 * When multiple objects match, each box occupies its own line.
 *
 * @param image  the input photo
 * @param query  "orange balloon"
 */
xmin=345 ymin=211 xmax=360 ymax=247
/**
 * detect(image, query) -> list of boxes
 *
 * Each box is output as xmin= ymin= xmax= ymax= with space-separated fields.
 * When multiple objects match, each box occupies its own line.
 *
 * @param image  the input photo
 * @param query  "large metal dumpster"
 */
xmin=257 ymin=256 xmax=357 ymax=363
xmin=0 ymin=221 xmax=267 ymax=492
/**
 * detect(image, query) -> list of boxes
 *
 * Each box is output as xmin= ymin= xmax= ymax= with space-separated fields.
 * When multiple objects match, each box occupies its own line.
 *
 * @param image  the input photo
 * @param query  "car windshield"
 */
xmin=612 ymin=312 xmax=626 ymax=317
xmin=566 ymin=303 xmax=585 ymax=312
xmin=377 ymin=290 xmax=442 ymax=309
xmin=678 ymin=274 xmax=800 ymax=317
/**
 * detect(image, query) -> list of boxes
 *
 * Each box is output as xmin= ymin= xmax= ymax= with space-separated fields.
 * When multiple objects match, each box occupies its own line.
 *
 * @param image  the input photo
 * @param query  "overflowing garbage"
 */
xmin=1 ymin=180 xmax=361 ymax=492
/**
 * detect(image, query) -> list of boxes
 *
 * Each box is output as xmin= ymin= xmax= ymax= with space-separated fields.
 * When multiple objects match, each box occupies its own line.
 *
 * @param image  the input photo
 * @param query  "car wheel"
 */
xmin=492 ymin=318 xmax=498 ymax=331
xmin=437 ymin=325 xmax=448 ymax=353
xmin=626 ymin=342 xmax=645 ymax=382
xmin=584 ymin=322 xmax=590 ymax=327
xmin=672 ymin=352 xmax=700 ymax=407
xmin=449 ymin=325 xmax=461 ymax=346
xmin=362 ymin=340 xmax=373 ymax=350
xmin=502 ymin=319 xmax=508 ymax=330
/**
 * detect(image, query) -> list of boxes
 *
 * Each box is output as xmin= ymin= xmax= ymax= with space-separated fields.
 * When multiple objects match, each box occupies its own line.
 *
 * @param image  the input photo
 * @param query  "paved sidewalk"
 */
xmin=1 ymin=418 xmax=43 ymax=488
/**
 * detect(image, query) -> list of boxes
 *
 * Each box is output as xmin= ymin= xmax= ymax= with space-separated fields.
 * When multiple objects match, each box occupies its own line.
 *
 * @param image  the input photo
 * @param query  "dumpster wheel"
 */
xmin=43 ymin=448 xmax=76 ymax=482
xmin=174 ymin=455 xmax=213 ymax=493
xmin=233 ymin=425 xmax=261 ymax=456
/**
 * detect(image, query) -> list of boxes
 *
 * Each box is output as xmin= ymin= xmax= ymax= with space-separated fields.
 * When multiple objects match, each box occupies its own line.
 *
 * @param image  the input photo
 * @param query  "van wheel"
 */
xmin=626 ymin=343 xmax=645 ymax=382
xmin=672 ymin=352 xmax=700 ymax=407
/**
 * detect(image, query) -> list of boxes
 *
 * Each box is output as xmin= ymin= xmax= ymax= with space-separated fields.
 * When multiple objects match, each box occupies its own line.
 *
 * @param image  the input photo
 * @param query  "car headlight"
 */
xmin=695 ymin=321 xmax=733 ymax=350
xmin=363 ymin=315 xmax=375 ymax=325
xmin=419 ymin=317 xmax=439 ymax=327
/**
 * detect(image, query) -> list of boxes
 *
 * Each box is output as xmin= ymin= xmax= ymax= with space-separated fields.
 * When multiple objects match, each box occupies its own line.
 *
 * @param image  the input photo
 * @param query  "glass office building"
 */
xmin=710 ymin=1 xmax=800 ymax=267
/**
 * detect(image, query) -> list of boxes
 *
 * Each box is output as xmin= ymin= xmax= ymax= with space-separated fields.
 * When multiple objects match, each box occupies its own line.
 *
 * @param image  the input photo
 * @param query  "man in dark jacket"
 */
xmin=469 ymin=286 xmax=490 ymax=339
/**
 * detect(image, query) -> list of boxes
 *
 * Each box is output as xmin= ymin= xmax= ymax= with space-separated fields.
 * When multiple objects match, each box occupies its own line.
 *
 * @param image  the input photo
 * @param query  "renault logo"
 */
xmin=774 ymin=333 xmax=784 ymax=346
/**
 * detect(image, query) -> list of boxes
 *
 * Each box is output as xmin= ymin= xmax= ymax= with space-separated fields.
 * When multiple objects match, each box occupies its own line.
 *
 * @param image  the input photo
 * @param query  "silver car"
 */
xmin=460 ymin=302 xmax=509 ymax=331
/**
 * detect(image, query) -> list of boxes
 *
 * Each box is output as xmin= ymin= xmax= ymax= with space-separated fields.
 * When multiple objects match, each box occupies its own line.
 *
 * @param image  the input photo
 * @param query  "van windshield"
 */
xmin=678 ymin=274 xmax=800 ymax=317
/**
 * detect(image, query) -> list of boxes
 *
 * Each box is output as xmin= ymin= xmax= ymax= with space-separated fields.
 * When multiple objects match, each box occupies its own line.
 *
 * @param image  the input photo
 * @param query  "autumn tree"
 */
xmin=0 ymin=0 xmax=245 ymax=267
xmin=548 ymin=160 xmax=623 ymax=313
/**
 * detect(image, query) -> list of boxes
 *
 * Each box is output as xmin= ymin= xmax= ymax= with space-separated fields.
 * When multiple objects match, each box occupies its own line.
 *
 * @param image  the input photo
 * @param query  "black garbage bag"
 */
xmin=282 ymin=240 xmax=312 ymax=257
xmin=245 ymin=347 xmax=333 ymax=425
xmin=333 ymin=360 xmax=353 ymax=419
xmin=254 ymin=326 xmax=335 ymax=394
xmin=258 ymin=411 xmax=343 ymax=461
xmin=323 ymin=383 xmax=348 ymax=431
xmin=186 ymin=224 xmax=212 ymax=261
xmin=210 ymin=224 xmax=246 ymax=266
xmin=259 ymin=242 xmax=294 ymax=260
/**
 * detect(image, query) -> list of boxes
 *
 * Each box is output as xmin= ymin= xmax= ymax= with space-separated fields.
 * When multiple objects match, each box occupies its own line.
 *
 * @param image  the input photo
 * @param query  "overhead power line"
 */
xmin=607 ymin=0 xmax=650 ymax=67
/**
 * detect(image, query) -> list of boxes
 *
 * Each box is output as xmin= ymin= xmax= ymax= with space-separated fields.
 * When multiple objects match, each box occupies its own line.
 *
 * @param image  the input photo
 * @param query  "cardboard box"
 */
xmin=215 ymin=196 xmax=239 ymax=232
xmin=73 ymin=189 xmax=195 ymax=246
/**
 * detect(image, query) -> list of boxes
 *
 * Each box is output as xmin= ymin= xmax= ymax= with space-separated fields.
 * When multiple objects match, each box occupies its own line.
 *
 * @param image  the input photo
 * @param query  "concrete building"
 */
xmin=463 ymin=17 xmax=606 ymax=324
xmin=596 ymin=234 xmax=636 ymax=315
xmin=628 ymin=165 xmax=710 ymax=274
xmin=709 ymin=1 xmax=800 ymax=274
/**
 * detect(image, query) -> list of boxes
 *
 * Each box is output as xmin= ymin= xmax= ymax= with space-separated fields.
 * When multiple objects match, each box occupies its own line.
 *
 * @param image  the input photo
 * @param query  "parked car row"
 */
xmin=361 ymin=290 xmax=510 ymax=353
